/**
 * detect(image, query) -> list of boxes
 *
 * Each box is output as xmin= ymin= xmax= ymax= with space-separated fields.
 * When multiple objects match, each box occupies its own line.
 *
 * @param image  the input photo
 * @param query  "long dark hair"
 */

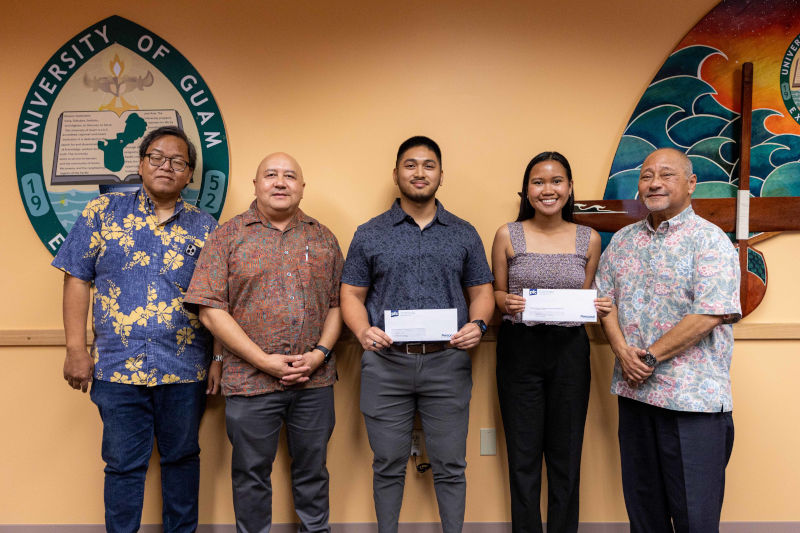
xmin=516 ymin=151 xmax=574 ymax=222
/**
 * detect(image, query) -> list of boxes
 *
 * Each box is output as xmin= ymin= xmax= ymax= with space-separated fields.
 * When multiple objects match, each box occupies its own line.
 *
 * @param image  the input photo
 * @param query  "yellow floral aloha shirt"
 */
xmin=52 ymin=189 xmax=218 ymax=386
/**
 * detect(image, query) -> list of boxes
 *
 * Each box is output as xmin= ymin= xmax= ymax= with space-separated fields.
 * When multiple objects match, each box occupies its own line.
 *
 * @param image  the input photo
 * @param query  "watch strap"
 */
xmin=315 ymin=345 xmax=332 ymax=364
xmin=471 ymin=319 xmax=488 ymax=336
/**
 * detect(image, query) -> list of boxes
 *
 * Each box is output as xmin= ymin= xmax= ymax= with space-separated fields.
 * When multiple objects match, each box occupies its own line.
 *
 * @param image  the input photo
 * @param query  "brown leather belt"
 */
xmin=391 ymin=342 xmax=449 ymax=354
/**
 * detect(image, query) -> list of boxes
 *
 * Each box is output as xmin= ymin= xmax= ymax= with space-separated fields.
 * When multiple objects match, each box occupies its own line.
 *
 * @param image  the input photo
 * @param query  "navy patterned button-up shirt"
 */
xmin=342 ymin=199 xmax=493 ymax=331
xmin=52 ymin=189 xmax=218 ymax=386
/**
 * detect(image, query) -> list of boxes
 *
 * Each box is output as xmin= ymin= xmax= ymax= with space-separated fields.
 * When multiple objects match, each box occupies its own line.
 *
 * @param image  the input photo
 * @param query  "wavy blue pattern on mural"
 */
xmin=609 ymin=137 xmax=657 ymax=177
xmin=631 ymin=77 xmax=716 ymax=129
xmin=669 ymin=115 xmax=729 ymax=147
xmin=624 ymin=105 xmax=682 ymax=151
xmin=762 ymin=162 xmax=800 ymax=196
xmin=653 ymin=45 xmax=724 ymax=82
xmin=694 ymin=93 xmax=737 ymax=120
xmin=606 ymin=44 xmax=800 ymax=202
xmin=689 ymin=156 xmax=731 ymax=183
xmin=686 ymin=137 xmax=736 ymax=173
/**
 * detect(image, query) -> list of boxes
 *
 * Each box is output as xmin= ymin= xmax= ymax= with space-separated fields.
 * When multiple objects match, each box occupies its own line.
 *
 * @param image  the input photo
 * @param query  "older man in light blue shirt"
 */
xmin=596 ymin=148 xmax=740 ymax=533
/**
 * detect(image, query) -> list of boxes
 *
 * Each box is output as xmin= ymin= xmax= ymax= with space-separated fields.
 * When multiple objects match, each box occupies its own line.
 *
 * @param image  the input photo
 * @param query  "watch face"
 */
xmin=643 ymin=353 xmax=657 ymax=367
xmin=473 ymin=320 xmax=487 ymax=334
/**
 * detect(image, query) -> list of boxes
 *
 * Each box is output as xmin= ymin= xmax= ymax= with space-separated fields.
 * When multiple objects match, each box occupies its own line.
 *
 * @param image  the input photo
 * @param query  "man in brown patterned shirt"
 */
xmin=184 ymin=152 xmax=344 ymax=533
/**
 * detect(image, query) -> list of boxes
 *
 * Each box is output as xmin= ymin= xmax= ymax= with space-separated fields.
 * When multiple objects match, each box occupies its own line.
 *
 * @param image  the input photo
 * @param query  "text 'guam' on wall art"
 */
xmin=16 ymin=15 xmax=229 ymax=255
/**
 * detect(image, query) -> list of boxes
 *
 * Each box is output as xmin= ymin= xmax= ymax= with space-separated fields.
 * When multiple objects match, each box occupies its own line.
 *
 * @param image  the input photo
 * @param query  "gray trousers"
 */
xmin=360 ymin=347 xmax=472 ymax=533
xmin=225 ymin=386 xmax=335 ymax=533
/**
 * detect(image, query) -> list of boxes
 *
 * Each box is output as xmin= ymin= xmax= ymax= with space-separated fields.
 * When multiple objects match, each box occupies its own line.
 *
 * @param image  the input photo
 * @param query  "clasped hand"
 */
xmin=261 ymin=351 xmax=323 ymax=386
xmin=613 ymin=343 xmax=653 ymax=386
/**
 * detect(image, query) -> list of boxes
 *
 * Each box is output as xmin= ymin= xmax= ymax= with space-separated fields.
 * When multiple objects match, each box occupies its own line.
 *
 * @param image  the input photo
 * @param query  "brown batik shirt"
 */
xmin=185 ymin=202 xmax=344 ymax=396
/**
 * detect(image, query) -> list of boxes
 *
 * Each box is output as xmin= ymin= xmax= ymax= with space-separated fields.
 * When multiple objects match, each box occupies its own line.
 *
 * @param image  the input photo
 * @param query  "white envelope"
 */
xmin=521 ymin=288 xmax=597 ymax=323
xmin=384 ymin=308 xmax=458 ymax=342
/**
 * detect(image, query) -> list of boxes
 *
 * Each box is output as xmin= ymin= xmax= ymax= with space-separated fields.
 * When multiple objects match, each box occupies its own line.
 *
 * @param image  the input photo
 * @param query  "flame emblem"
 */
xmin=84 ymin=53 xmax=154 ymax=115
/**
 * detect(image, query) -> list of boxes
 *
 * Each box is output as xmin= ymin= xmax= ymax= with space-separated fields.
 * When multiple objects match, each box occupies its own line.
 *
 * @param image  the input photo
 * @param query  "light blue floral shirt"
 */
xmin=595 ymin=206 xmax=741 ymax=412
xmin=52 ymin=189 xmax=218 ymax=386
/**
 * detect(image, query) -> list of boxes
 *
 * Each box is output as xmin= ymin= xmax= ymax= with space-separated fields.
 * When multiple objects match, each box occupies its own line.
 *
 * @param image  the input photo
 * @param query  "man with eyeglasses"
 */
xmin=52 ymin=125 xmax=220 ymax=533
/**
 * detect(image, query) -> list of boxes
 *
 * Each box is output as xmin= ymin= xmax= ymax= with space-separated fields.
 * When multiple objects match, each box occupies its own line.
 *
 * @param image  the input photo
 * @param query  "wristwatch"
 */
xmin=641 ymin=349 xmax=658 ymax=368
xmin=212 ymin=354 xmax=224 ymax=362
xmin=471 ymin=319 xmax=488 ymax=337
xmin=315 ymin=345 xmax=332 ymax=364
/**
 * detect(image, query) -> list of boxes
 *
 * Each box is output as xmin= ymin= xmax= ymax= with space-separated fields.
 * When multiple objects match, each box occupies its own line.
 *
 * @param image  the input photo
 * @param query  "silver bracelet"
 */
xmin=212 ymin=354 xmax=224 ymax=362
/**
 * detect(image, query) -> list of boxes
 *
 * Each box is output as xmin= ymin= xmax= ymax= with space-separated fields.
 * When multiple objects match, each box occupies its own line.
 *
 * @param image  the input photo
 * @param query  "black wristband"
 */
xmin=471 ymin=319 xmax=488 ymax=336
xmin=315 ymin=345 xmax=332 ymax=364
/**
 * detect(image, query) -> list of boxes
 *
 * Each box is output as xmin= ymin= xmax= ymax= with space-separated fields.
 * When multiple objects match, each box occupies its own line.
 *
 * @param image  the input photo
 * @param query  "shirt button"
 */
xmin=284 ymin=250 xmax=288 ymax=254
xmin=290 ymin=296 xmax=294 ymax=300
xmin=287 ymin=272 xmax=292 ymax=277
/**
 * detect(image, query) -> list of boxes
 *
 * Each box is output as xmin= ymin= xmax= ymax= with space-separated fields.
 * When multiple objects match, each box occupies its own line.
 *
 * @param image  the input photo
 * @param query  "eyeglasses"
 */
xmin=144 ymin=153 xmax=190 ymax=172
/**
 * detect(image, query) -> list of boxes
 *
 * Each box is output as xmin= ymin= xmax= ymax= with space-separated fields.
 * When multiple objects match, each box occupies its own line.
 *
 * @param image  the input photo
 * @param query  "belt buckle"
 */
xmin=405 ymin=343 xmax=423 ymax=354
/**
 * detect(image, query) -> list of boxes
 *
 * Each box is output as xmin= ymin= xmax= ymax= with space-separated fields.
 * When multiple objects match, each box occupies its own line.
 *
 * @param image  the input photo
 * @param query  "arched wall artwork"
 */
xmin=575 ymin=0 xmax=800 ymax=316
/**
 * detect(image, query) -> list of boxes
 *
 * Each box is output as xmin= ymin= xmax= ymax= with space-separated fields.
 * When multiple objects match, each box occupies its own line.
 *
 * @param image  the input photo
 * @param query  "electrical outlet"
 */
xmin=480 ymin=428 xmax=496 ymax=456
xmin=410 ymin=429 xmax=423 ymax=457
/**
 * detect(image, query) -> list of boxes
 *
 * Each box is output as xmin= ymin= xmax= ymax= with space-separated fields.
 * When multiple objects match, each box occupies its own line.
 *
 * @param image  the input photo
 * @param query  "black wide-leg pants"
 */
xmin=496 ymin=321 xmax=590 ymax=533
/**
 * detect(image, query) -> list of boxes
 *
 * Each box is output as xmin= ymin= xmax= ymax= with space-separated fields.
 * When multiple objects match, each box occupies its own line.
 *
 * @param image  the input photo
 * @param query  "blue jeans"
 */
xmin=90 ymin=379 xmax=207 ymax=533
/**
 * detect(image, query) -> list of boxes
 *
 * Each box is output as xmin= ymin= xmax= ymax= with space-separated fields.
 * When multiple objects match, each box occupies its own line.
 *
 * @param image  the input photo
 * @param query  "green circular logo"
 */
xmin=780 ymin=33 xmax=800 ymax=126
xmin=16 ymin=15 xmax=229 ymax=256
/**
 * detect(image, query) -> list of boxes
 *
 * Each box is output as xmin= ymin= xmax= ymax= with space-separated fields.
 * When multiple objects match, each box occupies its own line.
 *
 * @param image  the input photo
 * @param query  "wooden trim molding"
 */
xmin=727 ymin=322 xmax=800 ymax=340
xmin=0 ymin=329 xmax=78 ymax=346
xmin=1 ymin=323 xmax=799 ymax=347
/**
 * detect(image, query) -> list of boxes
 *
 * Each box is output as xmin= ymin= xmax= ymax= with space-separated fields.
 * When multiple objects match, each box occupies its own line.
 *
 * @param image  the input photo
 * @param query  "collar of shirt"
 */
xmin=644 ymin=204 xmax=694 ymax=234
xmin=388 ymin=198 xmax=455 ymax=227
xmin=241 ymin=201 xmax=315 ymax=231
xmin=137 ymin=187 xmax=186 ymax=225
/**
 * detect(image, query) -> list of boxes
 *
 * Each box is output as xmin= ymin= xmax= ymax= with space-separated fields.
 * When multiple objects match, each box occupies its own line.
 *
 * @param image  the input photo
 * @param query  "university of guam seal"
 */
xmin=16 ymin=15 xmax=229 ymax=255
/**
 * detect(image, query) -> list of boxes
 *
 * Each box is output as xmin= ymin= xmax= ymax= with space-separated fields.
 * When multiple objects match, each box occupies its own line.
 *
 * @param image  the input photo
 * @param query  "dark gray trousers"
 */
xmin=360 ymin=347 xmax=472 ymax=533
xmin=225 ymin=386 xmax=335 ymax=533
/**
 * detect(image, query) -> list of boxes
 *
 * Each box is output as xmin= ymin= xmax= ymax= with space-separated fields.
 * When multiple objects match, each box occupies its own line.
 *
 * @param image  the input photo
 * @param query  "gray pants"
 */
xmin=360 ymin=347 xmax=472 ymax=533
xmin=225 ymin=386 xmax=335 ymax=533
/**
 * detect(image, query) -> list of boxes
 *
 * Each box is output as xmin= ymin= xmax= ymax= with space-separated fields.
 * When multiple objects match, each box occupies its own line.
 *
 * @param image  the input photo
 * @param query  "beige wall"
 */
xmin=1 ymin=0 xmax=798 ymax=525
